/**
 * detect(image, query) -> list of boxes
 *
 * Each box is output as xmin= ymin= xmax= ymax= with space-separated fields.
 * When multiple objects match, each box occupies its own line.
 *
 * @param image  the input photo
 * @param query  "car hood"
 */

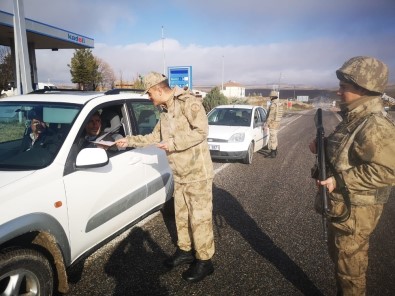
xmin=0 ymin=170 xmax=35 ymax=189
xmin=208 ymin=125 xmax=249 ymax=140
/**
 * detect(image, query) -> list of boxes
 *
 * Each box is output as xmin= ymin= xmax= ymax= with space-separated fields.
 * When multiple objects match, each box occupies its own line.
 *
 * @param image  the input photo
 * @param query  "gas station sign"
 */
xmin=168 ymin=66 xmax=192 ymax=89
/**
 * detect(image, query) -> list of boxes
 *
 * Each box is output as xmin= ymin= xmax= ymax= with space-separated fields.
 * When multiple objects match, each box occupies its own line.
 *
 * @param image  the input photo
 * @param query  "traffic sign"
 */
xmin=168 ymin=66 xmax=192 ymax=89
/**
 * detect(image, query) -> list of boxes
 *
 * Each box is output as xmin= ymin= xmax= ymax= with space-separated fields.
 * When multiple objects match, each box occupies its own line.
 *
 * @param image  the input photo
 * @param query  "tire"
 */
xmin=0 ymin=248 xmax=53 ymax=296
xmin=243 ymin=142 xmax=254 ymax=164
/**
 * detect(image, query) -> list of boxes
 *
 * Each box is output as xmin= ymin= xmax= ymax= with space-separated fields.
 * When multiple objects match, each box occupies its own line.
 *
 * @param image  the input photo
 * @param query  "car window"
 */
xmin=258 ymin=108 xmax=267 ymax=122
xmin=254 ymin=109 xmax=263 ymax=125
xmin=208 ymin=108 xmax=251 ymax=127
xmin=128 ymin=102 xmax=159 ymax=135
xmin=100 ymin=106 xmax=125 ymax=139
xmin=0 ymin=103 xmax=81 ymax=169
xmin=71 ymin=104 xmax=126 ymax=155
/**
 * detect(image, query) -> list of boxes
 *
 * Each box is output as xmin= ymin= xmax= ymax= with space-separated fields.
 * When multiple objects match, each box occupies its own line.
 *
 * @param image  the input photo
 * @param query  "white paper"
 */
xmin=91 ymin=140 xmax=115 ymax=147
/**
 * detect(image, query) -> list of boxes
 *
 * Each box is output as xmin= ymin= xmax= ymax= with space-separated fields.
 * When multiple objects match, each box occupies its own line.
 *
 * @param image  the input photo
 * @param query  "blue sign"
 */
xmin=168 ymin=66 xmax=192 ymax=89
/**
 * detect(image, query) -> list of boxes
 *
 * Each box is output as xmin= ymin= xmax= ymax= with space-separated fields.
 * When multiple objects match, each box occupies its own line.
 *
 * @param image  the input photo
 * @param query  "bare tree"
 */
xmin=131 ymin=74 xmax=144 ymax=89
xmin=95 ymin=57 xmax=116 ymax=90
xmin=0 ymin=46 xmax=14 ymax=92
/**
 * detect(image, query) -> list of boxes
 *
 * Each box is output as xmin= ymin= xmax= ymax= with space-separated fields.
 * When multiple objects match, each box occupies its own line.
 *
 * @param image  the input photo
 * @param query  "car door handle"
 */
xmin=128 ymin=156 xmax=142 ymax=165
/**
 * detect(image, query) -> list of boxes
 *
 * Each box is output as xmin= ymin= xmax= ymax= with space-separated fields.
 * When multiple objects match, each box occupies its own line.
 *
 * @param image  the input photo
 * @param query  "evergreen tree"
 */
xmin=202 ymin=87 xmax=228 ymax=112
xmin=68 ymin=49 xmax=100 ymax=90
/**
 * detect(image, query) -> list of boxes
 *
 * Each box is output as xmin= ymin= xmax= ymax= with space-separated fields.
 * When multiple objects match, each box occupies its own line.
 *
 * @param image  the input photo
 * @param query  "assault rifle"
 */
xmin=314 ymin=108 xmax=330 ymax=241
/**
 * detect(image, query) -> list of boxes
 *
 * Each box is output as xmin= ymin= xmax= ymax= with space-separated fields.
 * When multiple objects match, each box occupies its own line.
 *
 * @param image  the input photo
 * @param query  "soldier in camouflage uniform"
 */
xmin=309 ymin=56 xmax=395 ymax=295
xmin=115 ymin=72 xmax=215 ymax=283
xmin=266 ymin=90 xmax=284 ymax=158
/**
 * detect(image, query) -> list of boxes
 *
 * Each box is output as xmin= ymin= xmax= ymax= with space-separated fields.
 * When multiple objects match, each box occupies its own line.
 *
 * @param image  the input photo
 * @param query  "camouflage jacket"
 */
xmin=267 ymin=99 xmax=284 ymax=129
xmin=326 ymin=96 xmax=395 ymax=205
xmin=126 ymin=86 xmax=214 ymax=183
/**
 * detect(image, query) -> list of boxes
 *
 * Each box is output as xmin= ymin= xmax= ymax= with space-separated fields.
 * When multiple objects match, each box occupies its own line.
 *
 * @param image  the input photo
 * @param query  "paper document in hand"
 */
xmin=91 ymin=140 xmax=115 ymax=147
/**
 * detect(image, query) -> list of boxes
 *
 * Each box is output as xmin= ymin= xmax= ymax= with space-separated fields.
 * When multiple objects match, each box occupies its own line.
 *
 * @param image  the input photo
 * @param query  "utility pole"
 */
xmin=278 ymin=72 xmax=282 ymax=98
xmin=162 ymin=26 xmax=166 ymax=75
xmin=221 ymin=55 xmax=224 ymax=91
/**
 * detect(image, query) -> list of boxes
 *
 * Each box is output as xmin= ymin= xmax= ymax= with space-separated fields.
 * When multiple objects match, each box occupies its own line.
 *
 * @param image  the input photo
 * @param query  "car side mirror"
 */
xmin=76 ymin=148 xmax=109 ymax=168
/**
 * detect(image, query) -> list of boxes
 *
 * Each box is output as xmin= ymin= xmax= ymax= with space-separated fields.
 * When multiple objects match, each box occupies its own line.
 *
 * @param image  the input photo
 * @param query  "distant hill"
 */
xmin=385 ymin=84 xmax=395 ymax=97
xmin=245 ymin=88 xmax=337 ymax=100
xmin=196 ymin=84 xmax=395 ymax=100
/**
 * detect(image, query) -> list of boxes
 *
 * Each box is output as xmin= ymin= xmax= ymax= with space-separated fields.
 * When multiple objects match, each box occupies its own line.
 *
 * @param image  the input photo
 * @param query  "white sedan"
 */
xmin=207 ymin=104 xmax=269 ymax=164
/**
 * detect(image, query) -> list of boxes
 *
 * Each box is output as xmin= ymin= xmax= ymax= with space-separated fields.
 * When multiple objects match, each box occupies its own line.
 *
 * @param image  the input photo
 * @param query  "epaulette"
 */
xmin=174 ymin=86 xmax=194 ymax=102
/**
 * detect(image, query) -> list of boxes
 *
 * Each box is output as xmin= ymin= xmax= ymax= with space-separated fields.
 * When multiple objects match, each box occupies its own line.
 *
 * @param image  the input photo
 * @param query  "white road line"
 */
xmin=214 ymin=162 xmax=230 ymax=175
xmin=279 ymin=114 xmax=303 ymax=132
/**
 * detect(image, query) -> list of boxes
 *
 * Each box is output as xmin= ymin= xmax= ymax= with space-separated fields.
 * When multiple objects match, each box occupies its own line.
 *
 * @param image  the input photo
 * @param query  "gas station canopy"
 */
xmin=0 ymin=10 xmax=94 ymax=49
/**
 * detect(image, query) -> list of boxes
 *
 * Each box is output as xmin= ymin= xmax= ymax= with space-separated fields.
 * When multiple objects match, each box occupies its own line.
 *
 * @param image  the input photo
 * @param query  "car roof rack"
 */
xmin=105 ymin=88 xmax=145 ymax=95
xmin=29 ymin=89 xmax=86 ymax=94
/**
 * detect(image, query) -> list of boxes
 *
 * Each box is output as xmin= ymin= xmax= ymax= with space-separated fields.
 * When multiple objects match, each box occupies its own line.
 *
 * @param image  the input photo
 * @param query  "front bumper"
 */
xmin=209 ymin=150 xmax=247 ymax=160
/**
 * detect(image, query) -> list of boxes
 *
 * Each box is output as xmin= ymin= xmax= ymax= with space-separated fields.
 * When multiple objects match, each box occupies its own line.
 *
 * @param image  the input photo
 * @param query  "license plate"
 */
xmin=209 ymin=144 xmax=220 ymax=151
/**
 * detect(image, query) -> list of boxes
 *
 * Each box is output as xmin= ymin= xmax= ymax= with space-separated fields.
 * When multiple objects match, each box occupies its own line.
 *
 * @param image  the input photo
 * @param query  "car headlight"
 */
xmin=228 ymin=133 xmax=245 ymax=142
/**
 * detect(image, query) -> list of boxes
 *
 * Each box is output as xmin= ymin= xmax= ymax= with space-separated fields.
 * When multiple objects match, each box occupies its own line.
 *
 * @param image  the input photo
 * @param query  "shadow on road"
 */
xmin=104 ymin=227 xmax=170 ymax=296
xmin=213 ymin=184 xmax=324 ymax=295
xmin=257 ymin=145 xmax=272 ymax=158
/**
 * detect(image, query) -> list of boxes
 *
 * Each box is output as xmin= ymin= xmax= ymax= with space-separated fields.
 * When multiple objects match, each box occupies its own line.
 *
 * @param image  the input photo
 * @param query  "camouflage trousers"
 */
xmin=174 ymin=179 xmax=215 ymax=260
xmin=268 ymin=128 xmax=279 ymax=150
xmin=327 ymin=202 xmax=384 ymax=296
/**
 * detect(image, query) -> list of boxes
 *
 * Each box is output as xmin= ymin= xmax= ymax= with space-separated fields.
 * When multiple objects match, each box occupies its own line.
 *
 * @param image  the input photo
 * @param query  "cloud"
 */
xmin=37 ymin=34 xmax=394 ymax=88
xmin=3 ymin=0 xmax=395 ymax=88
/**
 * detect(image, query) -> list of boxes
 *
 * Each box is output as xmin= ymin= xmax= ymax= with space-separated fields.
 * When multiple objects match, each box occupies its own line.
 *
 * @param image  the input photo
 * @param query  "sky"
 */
xmin=1 ymin=0 xmax=395 ymax=89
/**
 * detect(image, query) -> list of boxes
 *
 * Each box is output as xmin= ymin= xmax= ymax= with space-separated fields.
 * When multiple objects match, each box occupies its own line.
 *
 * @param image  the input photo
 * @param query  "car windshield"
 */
xmin=207 ymin=108 xmax=251 ymax=127
xmin=0 ymin=102 xmax=81 ymax=170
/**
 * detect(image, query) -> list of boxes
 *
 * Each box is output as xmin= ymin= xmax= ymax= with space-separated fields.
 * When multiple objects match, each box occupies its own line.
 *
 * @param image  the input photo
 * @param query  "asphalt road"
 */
xmin=65 ymin=108 xmax=395 ymax=296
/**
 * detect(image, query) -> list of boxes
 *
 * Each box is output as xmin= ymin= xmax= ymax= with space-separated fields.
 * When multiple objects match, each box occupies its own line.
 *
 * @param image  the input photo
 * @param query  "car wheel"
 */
xmin=243 ymin=142 xmax=254 ymax=164
xmin=0 ymin=248 xmax=54 ymax=296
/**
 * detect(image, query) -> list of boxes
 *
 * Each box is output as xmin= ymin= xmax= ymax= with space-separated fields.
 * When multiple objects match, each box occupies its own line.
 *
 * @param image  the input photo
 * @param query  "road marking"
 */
xmin=214 ymin=162 xmax=230 ymax=175
xmin=279 ymin=114 xmax=302 ymax=132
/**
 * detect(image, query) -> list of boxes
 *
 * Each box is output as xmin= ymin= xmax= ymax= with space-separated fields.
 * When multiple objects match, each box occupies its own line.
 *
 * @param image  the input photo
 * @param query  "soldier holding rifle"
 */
xmin=309 ymin=56 xmax=395 ymax=296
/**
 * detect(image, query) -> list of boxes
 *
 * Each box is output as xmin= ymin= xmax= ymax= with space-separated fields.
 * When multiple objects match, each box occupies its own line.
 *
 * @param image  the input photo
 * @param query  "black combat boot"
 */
xmin=269 ymin=149 xmax=277 ymax=158
xmin=163 ymin=248 xmax=194 ymax=268
xmin=182 ymin=259 xmax=214 ymax=283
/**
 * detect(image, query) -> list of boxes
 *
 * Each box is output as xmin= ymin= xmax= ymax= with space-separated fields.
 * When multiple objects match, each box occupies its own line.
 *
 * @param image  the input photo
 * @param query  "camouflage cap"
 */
xmin=269 ymin=90 xmax=278 ymax=98
xmin=143 ymin=72 xmax=168 ymax=94
xmin=336 ymin=56 xmax=388 ymax=93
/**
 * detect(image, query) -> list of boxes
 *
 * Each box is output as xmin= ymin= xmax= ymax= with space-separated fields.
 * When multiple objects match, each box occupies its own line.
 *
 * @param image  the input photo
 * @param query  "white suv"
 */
xmin=0 ymin=89 xmax=173 ymax=295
